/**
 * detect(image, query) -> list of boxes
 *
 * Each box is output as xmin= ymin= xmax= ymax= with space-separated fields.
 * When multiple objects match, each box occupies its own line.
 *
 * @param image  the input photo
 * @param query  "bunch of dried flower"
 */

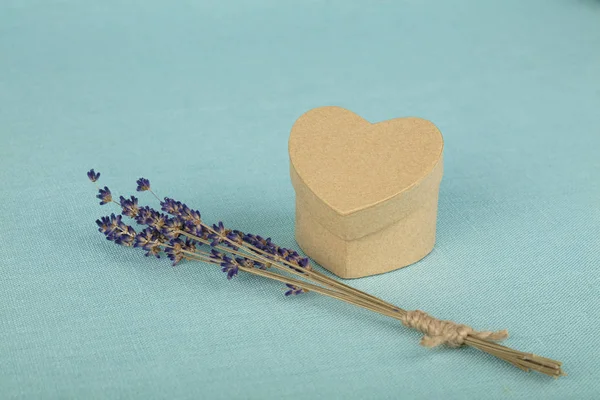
xmin=87 ymin=169 xmax=564 ymax=377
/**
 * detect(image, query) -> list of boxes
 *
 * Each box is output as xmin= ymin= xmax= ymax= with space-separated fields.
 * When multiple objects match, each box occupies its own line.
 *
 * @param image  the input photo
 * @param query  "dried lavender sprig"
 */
xmin=87 ymin=170 xmax=564 ymax=377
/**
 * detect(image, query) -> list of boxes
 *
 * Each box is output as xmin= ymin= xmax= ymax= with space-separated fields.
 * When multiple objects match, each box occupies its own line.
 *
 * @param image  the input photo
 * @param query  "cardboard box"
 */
xmin=289 ymin=106 xmax=444 ymax=278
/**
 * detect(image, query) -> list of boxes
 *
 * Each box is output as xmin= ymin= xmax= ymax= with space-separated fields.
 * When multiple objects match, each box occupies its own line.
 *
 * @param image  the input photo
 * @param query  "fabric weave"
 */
xmin=1 ymin=1 xmax=599 ymax=398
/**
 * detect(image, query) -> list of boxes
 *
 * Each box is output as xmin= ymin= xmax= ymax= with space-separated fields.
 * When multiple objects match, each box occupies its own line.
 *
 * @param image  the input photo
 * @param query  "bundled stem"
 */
xmin=177 ymin=231 xmax=564 ymax=377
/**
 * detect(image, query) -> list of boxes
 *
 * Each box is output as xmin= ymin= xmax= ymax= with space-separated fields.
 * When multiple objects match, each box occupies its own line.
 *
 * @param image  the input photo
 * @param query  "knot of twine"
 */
xmin=400 ymin=310 xmax=509 ymax=348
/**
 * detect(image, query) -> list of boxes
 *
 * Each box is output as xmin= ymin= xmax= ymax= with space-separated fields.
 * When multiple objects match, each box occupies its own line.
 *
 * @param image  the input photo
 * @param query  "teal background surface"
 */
xmin=1 ymin=1 xmax=599 ymax=398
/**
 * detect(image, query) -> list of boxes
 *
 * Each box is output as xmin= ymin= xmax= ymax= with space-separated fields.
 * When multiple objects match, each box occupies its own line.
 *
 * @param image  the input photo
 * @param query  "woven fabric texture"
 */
xmin=1 ymin=1 xmax=599 ymax=398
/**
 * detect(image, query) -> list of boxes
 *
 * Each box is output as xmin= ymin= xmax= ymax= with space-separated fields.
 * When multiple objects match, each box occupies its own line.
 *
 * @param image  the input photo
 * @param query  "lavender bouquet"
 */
xmin=87 ymin=169 xmax=564 ymax=377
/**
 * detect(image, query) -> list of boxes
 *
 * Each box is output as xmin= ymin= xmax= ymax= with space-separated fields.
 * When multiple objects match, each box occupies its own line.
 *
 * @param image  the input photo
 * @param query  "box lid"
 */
xmin=289 ymin=106 xmax=444 ymax=241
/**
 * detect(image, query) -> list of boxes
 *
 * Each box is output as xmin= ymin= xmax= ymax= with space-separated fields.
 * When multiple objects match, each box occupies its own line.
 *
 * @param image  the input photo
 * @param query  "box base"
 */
xmin=294 ymin=194 xmax=439 ymax=279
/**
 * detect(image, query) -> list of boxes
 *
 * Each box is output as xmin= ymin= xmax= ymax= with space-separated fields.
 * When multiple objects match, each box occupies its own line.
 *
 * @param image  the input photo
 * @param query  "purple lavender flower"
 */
xmin=285 ymin=250 xmax=301 ymax=263
xmin=96 ymin=186 xmax=113 ymax=205
xmin=165 ymin=238 xmax=185 ymax=266
xmin=242 ymin=233 xmax=255 ymax=245
xmin=269 ymin=242 xmax=309 ymax=269
xmin=277 ymin=247 xmax=290 ymax=258
xmin=255 ymin=235 xmax=267 ymax=246
xmin=210 ymin=249 xmax=225 ymax=260
xmin=283 ymin=255 xmax=310 ymax=273
xmin=263 ymin=237 xmax=278 ymax=255
xmin=136 ymin=178 xmax=151 ymax=192
xmin=161 ymin=217 xmax=184 ymax=239
xmin=113 ymin=225 xmax=137 ymax=246
xmin=165 ymin=238 xmax=196 ymax=266
xmin=134 ymin=206 xmax=155 ymax=225
xmin=134 ymin=227 xmax=162 ymax=258
xmin=235 ymin=230 xmax=311 ymax=271
xmin=244 ymin=234 xmax=278 ymax=263
xmin=227 ymin=230 xmax=243 ymax=245
xmin=182 ymin=239 xmax=197 ymax=253
xmin=150 ymin=212 xmax=168 ymax=231
xmin=253 ymin=261 xmax=266 ymax=270
xmin=180 ymin=205 xmax=202 ymax=227
xmin=235 ymin=257 xmax=252 ymax=269
xmin=185 ymin=223 xmax=206 ymax=239
xmin=264 ymin=246 xmax=277 ymax=256
xmin=132 ymin=206 xmax=168 ymax=231
xmin=96 ymin=216 xmax=111 ymax=233
xmin=96 ymin=213 xmax=120 ymax=235
xmin=161 ymin=197 xmax=183 ymax=216
xmin=222 ymin=230 xmax=243 ymax=251
xmin=208 ymin=221 xmax=226 ymax=247
xmin=243 ymin=233 xmax=270 ymax=252
xmin=145 ymin=246 xmax=161 ymax=258
xmin=119 ymin=195 xmax=139 ymax=218
xmin=220 ymin=256 xmax=239 ymax=279
xmin=284 ymin=284 xmax=305 ymax=296
xmin=97 ymin=214 xmax=136 ymax=246
xmin=298 ymin=257 xmax=309 ymax=268
xmin=87 ymin=169 xmax=100 ymax=182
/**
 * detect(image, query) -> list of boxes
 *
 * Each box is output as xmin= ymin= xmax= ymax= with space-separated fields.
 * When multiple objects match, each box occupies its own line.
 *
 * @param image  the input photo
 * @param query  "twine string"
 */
xmin=401 ymin=310 xmax=509 ymax=348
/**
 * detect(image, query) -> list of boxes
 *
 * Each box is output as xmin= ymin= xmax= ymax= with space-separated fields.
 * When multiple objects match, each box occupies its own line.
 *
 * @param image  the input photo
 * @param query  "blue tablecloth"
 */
xmin=2 ymin=1 xmax=599 ymax=398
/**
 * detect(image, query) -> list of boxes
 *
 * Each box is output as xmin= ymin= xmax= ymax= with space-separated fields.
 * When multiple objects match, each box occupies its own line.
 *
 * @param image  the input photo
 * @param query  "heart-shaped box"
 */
xmin=289 ymin=106 xmax=444 ymax=278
